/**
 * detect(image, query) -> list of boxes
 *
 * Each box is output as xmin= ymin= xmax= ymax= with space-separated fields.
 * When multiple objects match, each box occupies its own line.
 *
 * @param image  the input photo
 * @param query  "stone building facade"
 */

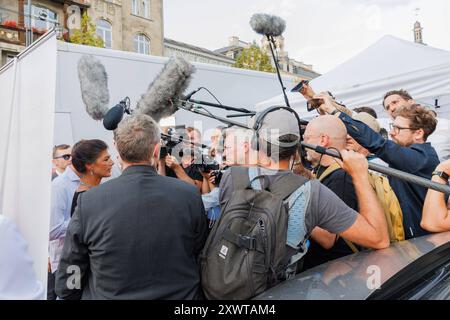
xmin=215 ymin=35 xmax=320 ymax=80
xmin=164 ymin=38 xmax=235 ymax=67
xmin=0 ymin=0 xmax=164 ymax=66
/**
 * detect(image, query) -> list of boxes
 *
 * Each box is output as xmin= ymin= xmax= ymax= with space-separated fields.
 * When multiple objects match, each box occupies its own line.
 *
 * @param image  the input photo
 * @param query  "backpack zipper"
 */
xmin=245 ymin=249 xmax=255 ymax=296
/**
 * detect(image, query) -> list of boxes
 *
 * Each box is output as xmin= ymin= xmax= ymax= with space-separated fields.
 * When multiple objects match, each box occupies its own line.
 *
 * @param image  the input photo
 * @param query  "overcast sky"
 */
xmin=164 ymin=0 xmax=450 ymax=74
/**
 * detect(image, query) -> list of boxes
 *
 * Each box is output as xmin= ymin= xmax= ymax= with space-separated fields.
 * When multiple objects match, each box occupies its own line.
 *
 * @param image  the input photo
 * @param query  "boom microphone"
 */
xmin=250 ymin=13 xmax=286 ymax=37
xmin=78 ymin=55 xmax=110 ymax=120
xmin=136 ymin=56 xmax=196 ymax=122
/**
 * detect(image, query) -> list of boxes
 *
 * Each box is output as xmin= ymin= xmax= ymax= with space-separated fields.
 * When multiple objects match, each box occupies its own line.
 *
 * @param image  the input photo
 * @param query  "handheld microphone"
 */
xmin=103 ymin=97 xmax=132 ymax=130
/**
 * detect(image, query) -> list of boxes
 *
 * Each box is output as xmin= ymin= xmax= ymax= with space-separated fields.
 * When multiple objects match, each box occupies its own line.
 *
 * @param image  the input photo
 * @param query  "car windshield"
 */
xmin=401 ymin=261 xmax=450 ymax=300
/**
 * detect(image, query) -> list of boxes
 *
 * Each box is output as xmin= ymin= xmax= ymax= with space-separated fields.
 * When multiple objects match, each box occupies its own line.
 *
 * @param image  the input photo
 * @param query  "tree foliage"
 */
xmin=70 ymin=12 xmax=104 ymax=48
xmin=234 ymin=43 xmax=275 ymax=73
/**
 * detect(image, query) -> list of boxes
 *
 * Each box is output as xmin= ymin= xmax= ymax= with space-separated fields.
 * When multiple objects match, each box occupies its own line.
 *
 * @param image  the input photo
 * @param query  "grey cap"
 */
xmin=251 ymin=108 xmax=300 ymax=147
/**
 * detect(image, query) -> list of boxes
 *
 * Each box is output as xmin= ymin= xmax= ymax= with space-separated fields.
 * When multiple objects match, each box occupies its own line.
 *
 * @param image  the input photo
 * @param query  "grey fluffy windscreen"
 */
xmin=77 ymin=55 xmax=110 ymax=120
xmin=250 ymin=13 xmax=286 ymax=37
xmin=136 ymin=56 xmax=195 ymax=122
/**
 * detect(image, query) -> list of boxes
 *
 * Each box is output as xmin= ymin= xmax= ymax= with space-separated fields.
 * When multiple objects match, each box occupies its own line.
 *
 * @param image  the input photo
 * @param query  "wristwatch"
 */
xmin=432 ymin=170 xmax=449 ymax=182
xmin=330 ymin=109 xmax=339 ymax=116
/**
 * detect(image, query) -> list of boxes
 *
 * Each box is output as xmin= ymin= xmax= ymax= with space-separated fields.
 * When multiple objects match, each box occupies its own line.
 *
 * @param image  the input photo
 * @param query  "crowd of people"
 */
xmin=3 ymin=86 xmax=450 ymax=300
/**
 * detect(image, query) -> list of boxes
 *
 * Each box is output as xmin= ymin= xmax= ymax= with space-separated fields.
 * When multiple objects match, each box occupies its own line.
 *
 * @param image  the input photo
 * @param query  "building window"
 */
xmin=131 ymin=0 xmax=139 ymax=15
xmin=24 ymin=4 xmax=58 ymax=31
xmin=96 ymin=19 xmax=112 ymax=49
xmin=134 ymin=34 xmax=150 ymax=55
xmin=132 ymin=0 xmax=151 ymax=18
xmin=142 ymin=0 xmax=150 ymax=18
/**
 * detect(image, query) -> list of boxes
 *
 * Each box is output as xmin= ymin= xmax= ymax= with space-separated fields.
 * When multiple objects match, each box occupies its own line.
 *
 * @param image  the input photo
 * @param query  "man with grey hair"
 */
xmin=202 ymin=126 xmax=257 ymax=226
xmin=55 ymin=114 xmax=207 ymax=300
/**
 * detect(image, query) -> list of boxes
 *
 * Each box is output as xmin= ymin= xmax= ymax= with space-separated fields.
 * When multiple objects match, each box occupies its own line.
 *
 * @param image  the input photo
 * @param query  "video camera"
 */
xmin=209 ymin=167 xmax=228 ymax=186
xmin=160 ymin=129 xmax=221 ymax=174
xmin=160 ymin=128 xmax=184 ymax=159
xmin=199 ymin=154 xmax=220 ymax=173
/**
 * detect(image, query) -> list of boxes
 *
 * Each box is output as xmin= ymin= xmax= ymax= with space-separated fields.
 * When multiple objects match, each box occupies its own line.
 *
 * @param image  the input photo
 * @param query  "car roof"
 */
xmin=255 ymin=231 xmax=450 ymax=300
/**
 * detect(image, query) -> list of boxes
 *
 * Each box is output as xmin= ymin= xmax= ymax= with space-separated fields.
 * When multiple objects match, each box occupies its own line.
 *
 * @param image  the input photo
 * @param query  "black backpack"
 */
xmin=200 ymin=167 xmax=308 ymax=300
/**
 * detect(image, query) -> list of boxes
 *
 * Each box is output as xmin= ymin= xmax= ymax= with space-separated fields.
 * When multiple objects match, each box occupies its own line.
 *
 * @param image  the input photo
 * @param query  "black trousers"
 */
xmin=47 ymin=271 xmax=57 ymax=300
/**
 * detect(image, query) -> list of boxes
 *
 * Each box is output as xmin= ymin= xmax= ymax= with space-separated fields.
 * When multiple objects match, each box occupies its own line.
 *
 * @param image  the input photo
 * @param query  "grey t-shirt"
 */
xmin=219 ymin=167 xmax=358 ymax=236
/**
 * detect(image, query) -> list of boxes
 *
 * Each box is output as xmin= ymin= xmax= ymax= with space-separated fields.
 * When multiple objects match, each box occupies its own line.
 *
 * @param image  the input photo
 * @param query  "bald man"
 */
xmin=303 ymin=116 xmax=361 ymax=269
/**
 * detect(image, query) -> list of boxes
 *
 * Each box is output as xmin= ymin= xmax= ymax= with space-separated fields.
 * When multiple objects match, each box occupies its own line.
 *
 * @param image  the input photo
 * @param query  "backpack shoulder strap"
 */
xmin=230 ymin=166 xmax=251 ymax=190
xmin=270 ymin=172 xmax=309 ymax=200
xmin=319 ymin=162 xmax=358 ymax=254
xmin=343 ymin=238 xmax=360 ymax=253
xmin=317 ymin=162 xmax=341 ymax=182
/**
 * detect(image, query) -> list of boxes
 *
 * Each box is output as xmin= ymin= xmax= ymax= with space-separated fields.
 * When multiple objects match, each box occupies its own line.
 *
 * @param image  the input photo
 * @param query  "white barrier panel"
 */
xmin=0 ymin=32 xmax=57 ymax=298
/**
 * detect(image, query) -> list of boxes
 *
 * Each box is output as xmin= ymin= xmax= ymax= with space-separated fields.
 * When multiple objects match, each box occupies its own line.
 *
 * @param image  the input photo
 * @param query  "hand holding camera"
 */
xmin=165 ymin=155 xmax=180 ymax=169
xmin=313 ymin=92 xmax=337 ymax=115
xmin=291 ymin=80 xmax=324 ymax=112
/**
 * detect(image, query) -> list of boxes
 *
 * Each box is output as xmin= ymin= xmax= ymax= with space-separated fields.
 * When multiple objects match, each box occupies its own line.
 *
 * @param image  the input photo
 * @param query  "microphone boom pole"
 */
xmin=178 ymin=102 xmax=450 ymax=194
xmin=266 ymin=35 xmax=290 ymax=108
xmin=188 ymin=98 xmax=253 ymax=114
xmin=301 ymin=142 xmax=450 ymax=195
xmin=178 ymin=100 xmax=250 ymax=129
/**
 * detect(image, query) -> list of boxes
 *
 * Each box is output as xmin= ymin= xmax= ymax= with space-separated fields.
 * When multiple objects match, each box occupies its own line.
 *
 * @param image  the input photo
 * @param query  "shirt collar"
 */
xmin=121 ymin=165 xmax=157 ymax=176
xmin=63 ymin=166 xmax=81 ymax=182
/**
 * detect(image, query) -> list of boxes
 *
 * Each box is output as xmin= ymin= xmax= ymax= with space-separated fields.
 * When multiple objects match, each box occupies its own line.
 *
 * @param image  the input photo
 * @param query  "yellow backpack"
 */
xmin=317 ymin=163 xmax=405 ymax=252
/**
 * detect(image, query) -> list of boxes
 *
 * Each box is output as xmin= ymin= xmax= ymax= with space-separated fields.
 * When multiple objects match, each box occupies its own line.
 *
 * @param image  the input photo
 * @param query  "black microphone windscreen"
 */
xmin=136 ymin=57 xmax=195 ymax=123
xmin=250 ymin=13 xmax=286 ymax=37
xmin=103 ymin=105 xmax=124 ymax=130
xmin=78 ymin=55 xmax=110 ymax=120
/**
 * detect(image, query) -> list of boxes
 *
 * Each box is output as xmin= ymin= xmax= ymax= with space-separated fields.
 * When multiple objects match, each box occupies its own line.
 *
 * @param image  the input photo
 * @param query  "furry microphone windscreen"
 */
xmin=77 ymin=55 xmax=110 ymax=120
xmin=135 ymin=56 xmax=195 ymax=123
xmin=250 ymin=13 xmax=286 ymax=37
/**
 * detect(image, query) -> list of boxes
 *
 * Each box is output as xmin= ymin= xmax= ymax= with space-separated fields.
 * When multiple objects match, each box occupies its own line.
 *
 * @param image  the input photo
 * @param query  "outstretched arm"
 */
xmin=421 ymin=160 xmax=450 ymax=232
xmin=316 ymin=93 xmax=436 ymax=173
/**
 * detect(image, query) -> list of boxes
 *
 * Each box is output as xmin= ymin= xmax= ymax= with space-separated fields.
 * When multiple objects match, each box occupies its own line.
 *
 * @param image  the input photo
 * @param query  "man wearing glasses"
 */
xmin=52 ymin=144 xmax=72 ymax=180
xmin=383 ymin=90 xmax=450 ymax=162
xmin=315 ymin=93 xmax=439 ymax=240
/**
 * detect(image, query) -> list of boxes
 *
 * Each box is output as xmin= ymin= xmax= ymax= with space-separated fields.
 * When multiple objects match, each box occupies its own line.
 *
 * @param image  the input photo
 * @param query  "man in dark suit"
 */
xmin=55 ymin=114 xmax=207 ymax=300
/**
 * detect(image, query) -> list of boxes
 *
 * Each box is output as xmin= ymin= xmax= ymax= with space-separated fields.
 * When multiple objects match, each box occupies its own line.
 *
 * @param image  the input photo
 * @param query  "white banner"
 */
xmin=0 ymin=32 xmax=57 ymax=298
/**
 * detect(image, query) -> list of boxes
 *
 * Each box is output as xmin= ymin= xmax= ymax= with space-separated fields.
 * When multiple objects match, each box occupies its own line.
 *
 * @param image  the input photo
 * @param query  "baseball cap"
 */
xmin=251 ymin=108 xmax=300 ymax=147
xmin=353 ymin=112 xmax=381 ymax=133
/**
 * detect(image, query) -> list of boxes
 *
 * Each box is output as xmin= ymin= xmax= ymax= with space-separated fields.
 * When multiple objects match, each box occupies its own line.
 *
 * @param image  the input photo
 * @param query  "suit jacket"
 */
xmin=55 ymin=165 xmax=207 ymax=300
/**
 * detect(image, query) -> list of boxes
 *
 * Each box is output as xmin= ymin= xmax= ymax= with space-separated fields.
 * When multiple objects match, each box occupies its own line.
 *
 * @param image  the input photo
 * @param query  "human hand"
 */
xmin=313 ymin=92 xmax=336 ymax=115
xmin=300 ymin=82 xmax=315 ymax=99
xmin=165 ymin=155 xmax=179 ymax=169
xmin=335 ymin=149 xmax=369 ymax=179
xmin=200 ymin=170 xmax=211 ymax=179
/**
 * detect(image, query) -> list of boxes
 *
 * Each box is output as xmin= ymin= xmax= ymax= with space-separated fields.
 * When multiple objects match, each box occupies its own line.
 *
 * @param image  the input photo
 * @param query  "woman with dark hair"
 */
xmin=70 ymin=139 xmax=114 ymax=216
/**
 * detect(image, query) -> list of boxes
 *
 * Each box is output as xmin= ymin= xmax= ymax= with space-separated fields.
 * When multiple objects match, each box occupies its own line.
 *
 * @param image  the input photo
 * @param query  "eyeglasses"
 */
xmin=54 ymin=154 xmax=71 ymax=160
xmin=389 ymin=123 xmax=418 ymax=134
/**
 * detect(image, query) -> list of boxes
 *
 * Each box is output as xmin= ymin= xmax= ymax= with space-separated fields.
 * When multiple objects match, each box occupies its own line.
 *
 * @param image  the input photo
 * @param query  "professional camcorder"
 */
xmin=160 ymin=128 xmax=184 ymax=159
xmin=199 ymin=154 xmax=220 ymax=173
xmin=210 ymin=167 xmax=228 ymax=186
xmin=160 ymin=129 xmax=221 ymax=173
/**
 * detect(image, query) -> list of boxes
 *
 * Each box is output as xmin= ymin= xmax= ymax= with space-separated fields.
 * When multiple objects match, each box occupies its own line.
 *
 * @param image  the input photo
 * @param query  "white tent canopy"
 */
xmin=257 ymin=35 xmax=450 ymax=119
xmin=257 ymin=35 xmax=450 ymax=161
